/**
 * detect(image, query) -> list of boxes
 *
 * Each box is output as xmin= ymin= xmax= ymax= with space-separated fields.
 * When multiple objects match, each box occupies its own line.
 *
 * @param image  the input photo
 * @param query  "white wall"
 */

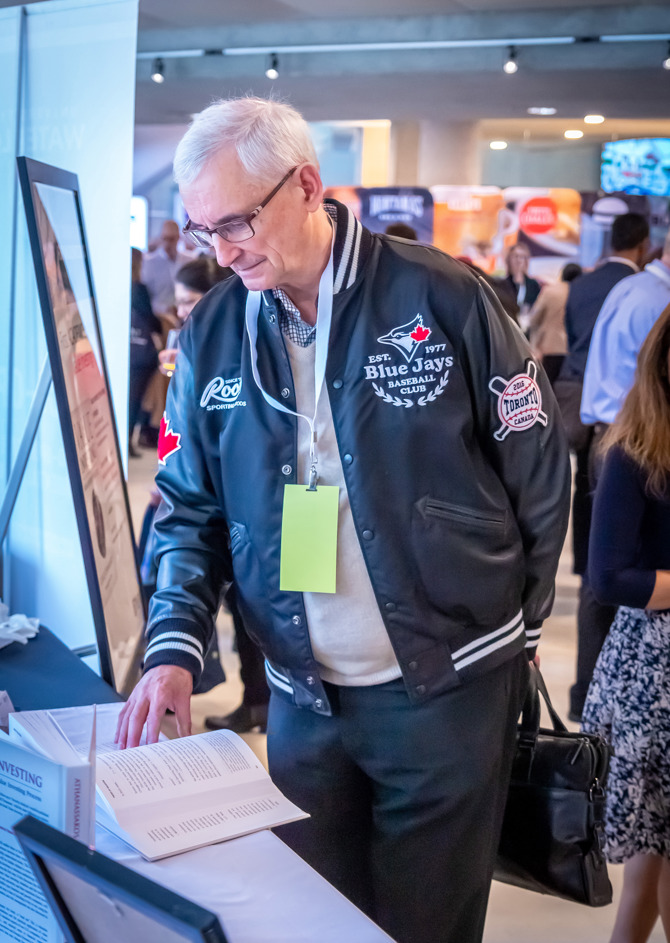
xmin=1 ymin=0 xmax=138 ymax=652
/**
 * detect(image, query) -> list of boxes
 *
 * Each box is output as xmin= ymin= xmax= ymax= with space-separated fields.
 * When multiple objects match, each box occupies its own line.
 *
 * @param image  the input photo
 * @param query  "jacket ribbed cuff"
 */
xmin=143 ymin=618 xmax=205 ymax=683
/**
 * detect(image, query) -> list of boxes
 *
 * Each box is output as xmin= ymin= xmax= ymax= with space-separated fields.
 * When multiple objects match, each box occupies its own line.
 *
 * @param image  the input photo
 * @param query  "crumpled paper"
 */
xmin=0 ymin=600 xmax=39 ymax=650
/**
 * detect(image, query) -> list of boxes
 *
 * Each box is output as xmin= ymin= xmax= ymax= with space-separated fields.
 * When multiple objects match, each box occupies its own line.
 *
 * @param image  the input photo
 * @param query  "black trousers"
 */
xmin=269 ymin=653 xmax=529 ymax=943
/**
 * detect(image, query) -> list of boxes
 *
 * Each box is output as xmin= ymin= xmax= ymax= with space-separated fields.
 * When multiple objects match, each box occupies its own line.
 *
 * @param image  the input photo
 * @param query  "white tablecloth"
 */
xmin=95 ymin=826 xmax=395 ymax=942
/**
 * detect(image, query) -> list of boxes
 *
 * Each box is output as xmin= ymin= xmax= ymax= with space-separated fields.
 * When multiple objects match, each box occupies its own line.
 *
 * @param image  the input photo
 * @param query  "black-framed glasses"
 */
xmin=182 ymin=166 xmax=298 ymax=247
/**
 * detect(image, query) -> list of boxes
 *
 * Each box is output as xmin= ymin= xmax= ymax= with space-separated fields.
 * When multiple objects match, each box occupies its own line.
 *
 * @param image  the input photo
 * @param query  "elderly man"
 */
xmin=117 ymin=97 xmax=570 ymax=943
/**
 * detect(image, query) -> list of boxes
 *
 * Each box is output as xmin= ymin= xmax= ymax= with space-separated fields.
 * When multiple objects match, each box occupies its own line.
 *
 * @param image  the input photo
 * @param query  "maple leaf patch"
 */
xmin=410 ymin=325 xmax=430 ymax=342
xmin=157 ymin=414 xmax=182 ymax=464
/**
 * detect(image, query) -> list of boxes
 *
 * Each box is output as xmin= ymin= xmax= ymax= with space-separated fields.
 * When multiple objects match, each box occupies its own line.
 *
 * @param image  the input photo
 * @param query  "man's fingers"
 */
xmin=115 ymin=701 xmax=130 ymax=746
xmin=174 ymin=696 xmax=192 ymax=740
xmin=125 ymin=699 xmax=151 ymax=749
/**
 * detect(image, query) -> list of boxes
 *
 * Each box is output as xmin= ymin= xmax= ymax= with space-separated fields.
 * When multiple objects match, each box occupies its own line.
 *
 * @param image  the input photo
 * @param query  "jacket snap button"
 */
xmin=385 ymin=602 xmax=397 ymax=612
xmin=282 ymin=465 xmax=292 ymax=476
xmin=306 ymin=675 xmax=315 ymax=685
xmin=332 ymin=379 xmax=343 ymax=389
xmin=268 ymin=314 xmax=276 ymax=323
xmin=362 ymin=529 xmax=374 ymax=540
xmin=281 ymin=388 xmax=290 ymax=398
xmin=343 ymin=453 xmax=353 ymax=465
xmin=315 ymin=699 xmax=324 ymax=708
xmin=409 ymin=660 xmax=418 ymax=671
xmin=292 ymin=615 xmax=302 ymax=625
xmin=416 ymin=684 xmax=426 ymax=695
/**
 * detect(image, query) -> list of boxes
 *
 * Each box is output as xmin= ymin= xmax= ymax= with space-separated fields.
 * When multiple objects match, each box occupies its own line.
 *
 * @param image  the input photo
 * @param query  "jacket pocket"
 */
xmin=411 ymin=495 xmax=524 ymax=628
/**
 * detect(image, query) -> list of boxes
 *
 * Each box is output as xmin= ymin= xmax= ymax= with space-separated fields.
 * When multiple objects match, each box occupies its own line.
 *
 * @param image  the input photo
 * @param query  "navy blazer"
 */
xmin=560 ymin=261 xmax=635 ymax=381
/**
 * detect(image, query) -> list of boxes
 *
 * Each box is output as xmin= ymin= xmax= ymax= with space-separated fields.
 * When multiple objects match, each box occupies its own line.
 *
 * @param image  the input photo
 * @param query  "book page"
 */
xmin=8 ymin=710 xmax=83 ymax=766
xmin=95 ymin=731 xmax=308 ymax=860
xmin=10 ymin=703 xmax=158 ymax=759
xmin=96 ymin=730 xmax=265 ymax=811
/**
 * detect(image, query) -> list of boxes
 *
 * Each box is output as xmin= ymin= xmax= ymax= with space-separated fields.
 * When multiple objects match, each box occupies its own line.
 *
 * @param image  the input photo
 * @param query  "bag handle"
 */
xmin=518 ymin=664 xmax=569 ymax=741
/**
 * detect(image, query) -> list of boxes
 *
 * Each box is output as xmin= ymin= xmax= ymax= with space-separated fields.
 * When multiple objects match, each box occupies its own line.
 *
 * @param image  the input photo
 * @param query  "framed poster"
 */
xmin=17 ymin=156 xmax=144 ymax=696
xmin=14 ymin=816 xmax=229 ymax=943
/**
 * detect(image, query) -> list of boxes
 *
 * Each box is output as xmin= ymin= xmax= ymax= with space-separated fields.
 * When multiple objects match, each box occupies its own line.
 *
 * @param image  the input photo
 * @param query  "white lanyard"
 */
xmin=245 ymin=241 xmax=335 ymax=490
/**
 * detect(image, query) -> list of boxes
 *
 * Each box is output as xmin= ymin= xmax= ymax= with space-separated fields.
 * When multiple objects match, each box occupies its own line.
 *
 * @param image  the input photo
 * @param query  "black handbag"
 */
xmin=494 ymin=666 xmax=613 ymax=906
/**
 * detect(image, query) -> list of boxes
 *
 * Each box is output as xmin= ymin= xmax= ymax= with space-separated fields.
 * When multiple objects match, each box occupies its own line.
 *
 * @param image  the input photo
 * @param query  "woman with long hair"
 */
xmin=582 ymin=302 xmax=670 ymax=943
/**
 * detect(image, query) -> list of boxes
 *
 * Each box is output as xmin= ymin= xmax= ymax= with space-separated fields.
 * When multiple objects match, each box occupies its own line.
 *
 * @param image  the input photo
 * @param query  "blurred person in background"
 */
xmin=384 ymin=222 xmax=418 ymax=240
xmin=129 ymin=248 xmax=161 ymax=457
xmin=158 ymin=257 xmax=231 ymax=376
xmin=528 ymin=262 xmax=582 ymax=386
xmin=504 ymin=243 xmax=541 ymax=333
xmin=137 ymin=220 xmax=192 ymax=447
xmin=582 ymin=304 xmax=670 ymax=943
xmin=552 ymin=212 xmax=650 ymax=723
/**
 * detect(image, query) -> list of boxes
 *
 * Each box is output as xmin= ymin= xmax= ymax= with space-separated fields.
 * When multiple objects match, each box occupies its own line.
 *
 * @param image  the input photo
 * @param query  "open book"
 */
xmin=8 ymin=704 xmax=308 ymax=862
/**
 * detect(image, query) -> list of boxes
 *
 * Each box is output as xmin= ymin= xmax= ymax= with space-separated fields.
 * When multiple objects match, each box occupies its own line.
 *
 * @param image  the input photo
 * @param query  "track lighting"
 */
xmin=265 ymin=53 xmax=279 ymax=80
xmin=503 ymin=46 xmax=518 ymax=74
xmin=150 ymin=57 xmax=165 ymax=83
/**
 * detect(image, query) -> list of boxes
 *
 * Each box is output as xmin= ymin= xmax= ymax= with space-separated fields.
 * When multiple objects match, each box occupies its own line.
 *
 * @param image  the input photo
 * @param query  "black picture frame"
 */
xmin=16 ymin=156 xmax=145 ymax=696
xmin=13 ymin=816 xmax=229 ymax=943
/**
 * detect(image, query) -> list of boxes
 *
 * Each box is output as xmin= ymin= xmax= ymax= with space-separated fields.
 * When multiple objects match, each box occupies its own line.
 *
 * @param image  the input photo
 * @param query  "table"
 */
xmin=96 ymin=827 xmax=395 ymax=943
xmin=0 ymin=625 xmax=121 ymax=711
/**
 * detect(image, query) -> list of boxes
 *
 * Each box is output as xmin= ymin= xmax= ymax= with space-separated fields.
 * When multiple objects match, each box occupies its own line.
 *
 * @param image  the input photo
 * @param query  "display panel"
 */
xmin=17 ymin=157 xmax=144 ymax=695
xmin=14 ymin=816 xmax=229 ymax=943
xmin=601 ymin=139 xmax=670 ymax=196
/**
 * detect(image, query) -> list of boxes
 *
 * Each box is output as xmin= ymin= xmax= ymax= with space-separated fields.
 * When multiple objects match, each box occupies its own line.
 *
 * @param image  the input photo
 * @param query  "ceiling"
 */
xmin=132 ymin=0 xmax=669 ymax=132
xmin=3 ymin=0 xmax=669 ymax=133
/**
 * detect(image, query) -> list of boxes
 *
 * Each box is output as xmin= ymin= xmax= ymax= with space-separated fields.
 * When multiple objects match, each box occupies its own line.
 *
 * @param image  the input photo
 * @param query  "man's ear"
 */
xmin=296 ymin=163 xmax=324 ymax=212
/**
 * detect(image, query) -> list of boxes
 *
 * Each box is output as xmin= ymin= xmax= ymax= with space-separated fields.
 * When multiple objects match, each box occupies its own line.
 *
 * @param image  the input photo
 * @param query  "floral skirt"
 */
xmin=581 ymin=606 xmax=670 ymax=864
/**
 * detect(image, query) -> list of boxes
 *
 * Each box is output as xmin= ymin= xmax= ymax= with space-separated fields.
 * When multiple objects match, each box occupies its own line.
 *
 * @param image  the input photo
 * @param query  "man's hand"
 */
xmin=115 ymin=665 xmax=193 ymax=749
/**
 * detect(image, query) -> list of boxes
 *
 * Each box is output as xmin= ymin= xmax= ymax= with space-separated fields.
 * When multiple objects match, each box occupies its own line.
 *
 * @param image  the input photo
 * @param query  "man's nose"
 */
xmin=212 ymin=233 xmax=242 ymax=268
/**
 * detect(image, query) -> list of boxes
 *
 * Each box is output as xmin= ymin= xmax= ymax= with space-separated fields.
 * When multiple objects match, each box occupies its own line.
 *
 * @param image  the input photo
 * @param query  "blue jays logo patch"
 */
xmin=377 ymin=314 xmax=431 ymax=363
xmin=363 ymin=314 xmax=452 ymax=408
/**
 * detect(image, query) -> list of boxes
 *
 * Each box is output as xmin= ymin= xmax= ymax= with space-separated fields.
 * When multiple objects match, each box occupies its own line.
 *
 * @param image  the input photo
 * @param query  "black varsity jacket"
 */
xmin=144 ymin=200 xmax=571 ymax=715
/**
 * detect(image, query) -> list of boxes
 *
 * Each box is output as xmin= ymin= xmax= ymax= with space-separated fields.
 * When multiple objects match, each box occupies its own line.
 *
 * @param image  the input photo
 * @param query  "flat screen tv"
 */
xmin=601 ymin=138 xmax=670 ymax=197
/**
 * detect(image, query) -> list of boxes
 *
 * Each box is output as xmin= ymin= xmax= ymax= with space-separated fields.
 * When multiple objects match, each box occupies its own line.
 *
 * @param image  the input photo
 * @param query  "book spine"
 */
xmin=63 ymin=763 xmax=92 ymax=842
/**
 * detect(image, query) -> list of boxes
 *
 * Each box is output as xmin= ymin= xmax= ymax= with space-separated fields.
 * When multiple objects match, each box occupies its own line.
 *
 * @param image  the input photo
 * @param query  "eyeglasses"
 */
xmin=182 ymin=166 xmax=298 ymax=247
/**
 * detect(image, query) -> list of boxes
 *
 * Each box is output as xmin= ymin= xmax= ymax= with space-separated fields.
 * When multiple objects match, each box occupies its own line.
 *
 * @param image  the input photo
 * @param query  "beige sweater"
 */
xmin=285 ymin=336 xmax=401 ymax=686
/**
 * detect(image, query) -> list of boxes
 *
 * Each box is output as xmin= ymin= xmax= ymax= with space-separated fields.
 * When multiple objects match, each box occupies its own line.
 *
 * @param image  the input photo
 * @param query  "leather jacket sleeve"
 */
xmin=143 ymin=325 xmax=232 ymax=681
xmin=460 ymin=277 xmax=571 ymax=638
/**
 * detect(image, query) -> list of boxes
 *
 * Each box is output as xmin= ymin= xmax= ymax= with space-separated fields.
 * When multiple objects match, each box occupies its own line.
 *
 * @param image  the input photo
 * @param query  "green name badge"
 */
xmin=280 ymin=484 xmax=339 ymax=593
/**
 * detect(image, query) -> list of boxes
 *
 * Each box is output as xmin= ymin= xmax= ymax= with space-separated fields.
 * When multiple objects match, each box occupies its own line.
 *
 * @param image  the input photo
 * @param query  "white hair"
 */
xmin=173 ymin=96 xmax=318 ymax=187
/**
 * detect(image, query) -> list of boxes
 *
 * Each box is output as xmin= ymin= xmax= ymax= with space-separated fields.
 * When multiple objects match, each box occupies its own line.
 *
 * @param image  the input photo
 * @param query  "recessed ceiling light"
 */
xmin=564 ymin=129 xmax=584 ymax=139
xmin=527 ymin=106 xmax=557 ymax=116
xmin=489 ymin=140 xmax=508 ymax=150
xmin=503 ymin=46 xmax=518 ymax=74
xmin=150 ymin=57 xmax=165 ymax=84
xmin=584 ymin=114 xmax=605 ymax=124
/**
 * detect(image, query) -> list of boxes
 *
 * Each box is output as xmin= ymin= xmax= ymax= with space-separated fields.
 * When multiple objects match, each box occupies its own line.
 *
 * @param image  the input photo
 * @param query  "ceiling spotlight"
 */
xmin=150 ymin=57 xmax=165 ymax=84
xmin=527 ymin=106 xmax=557 ymax=116
xmin=564 ymin=129 xmax=584 ymax=139
xmin=663 ymin=42 xmax=670 ymax=69
xmin=584 ymin=114 xmax=605 ymax=124
xmin=503 ymin=46 xmax=518 ymax=74
xmin=265 ymin=53 xmax=279 ymax=80
xmin=489 ymin=140 xmax=508 ymax=150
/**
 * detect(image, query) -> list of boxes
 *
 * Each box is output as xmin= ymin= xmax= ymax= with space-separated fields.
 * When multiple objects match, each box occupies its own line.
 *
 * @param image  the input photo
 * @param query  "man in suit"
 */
xmin=556 ymin=212 xmax=650 ymax=721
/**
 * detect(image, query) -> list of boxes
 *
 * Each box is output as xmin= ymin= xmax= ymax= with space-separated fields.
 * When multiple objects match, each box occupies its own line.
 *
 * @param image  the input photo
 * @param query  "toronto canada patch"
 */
xmin=363 ymin=314 xmax=452 ymax=408
xmin=488 ymin=360 xmax=548 ymax=440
